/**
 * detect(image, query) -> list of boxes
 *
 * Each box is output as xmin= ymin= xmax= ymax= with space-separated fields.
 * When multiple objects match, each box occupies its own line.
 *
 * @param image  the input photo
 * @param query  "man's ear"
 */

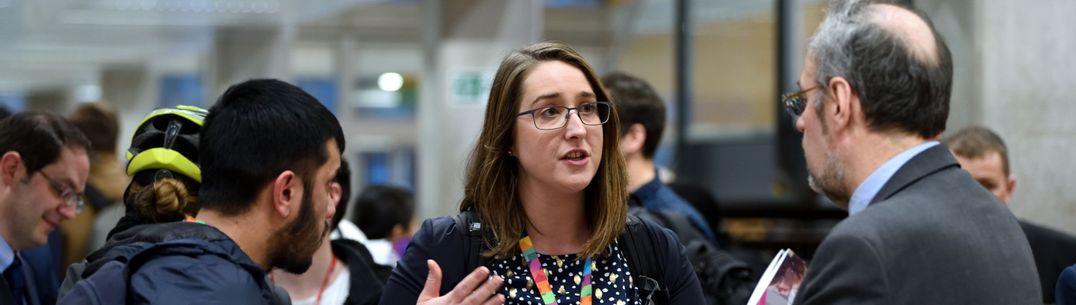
xmin=1004 ymin=175 xmax=1017 ymax=203
xmin=0 ymin=152 xmax=24 ymax=186
xmin=330 ymin=182 xmax=342 ymax=206
xmin=827 ymin=76 xmax=856 ymax=129
xmin=272 ymin=171 xmax=301 ymax=218
xmin=620 ymin=124 xmax=646 ymax=155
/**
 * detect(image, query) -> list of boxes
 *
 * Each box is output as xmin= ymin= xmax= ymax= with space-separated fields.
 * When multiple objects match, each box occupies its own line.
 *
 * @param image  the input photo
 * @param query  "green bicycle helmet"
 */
xmin=125 ymin=105 xmax=207 ymax=182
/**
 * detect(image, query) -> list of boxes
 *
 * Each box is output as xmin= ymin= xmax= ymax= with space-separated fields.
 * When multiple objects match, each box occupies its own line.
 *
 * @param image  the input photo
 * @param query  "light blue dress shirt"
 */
xmin=848 ymin=141 xmax=940 ymax=215
xmin=0 ymin=234 xmax=14 ymax=272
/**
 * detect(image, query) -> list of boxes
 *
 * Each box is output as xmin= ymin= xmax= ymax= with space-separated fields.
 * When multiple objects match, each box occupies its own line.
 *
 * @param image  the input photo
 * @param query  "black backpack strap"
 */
xmin=620 ymin=214 xmax=668 ymax=304
xmin=653 ymin=210 xmax=710 ymax=248
xmin=454 ymin=210 xmax=489 ymax=275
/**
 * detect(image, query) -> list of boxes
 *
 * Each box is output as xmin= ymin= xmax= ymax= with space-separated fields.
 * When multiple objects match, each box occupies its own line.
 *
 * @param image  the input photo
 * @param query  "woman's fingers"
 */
xmin=417 ymin=260 xmax=444 ymax=302
xmin=446 ymin=266 xmax=491 ymax=300
xmin=460 ymin=272 xmax=504 ymax=305
xmin=418 ymin=261 xmax=505 ymax=305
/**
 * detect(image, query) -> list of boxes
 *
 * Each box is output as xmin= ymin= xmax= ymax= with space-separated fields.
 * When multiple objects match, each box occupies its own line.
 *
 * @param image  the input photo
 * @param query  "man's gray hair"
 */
xmin=806 ymin=0 xmax=953 ymax=139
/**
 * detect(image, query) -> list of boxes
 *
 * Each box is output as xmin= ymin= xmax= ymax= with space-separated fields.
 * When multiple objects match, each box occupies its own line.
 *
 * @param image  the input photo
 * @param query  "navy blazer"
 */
xmin=380 ymin=214 xmax=704 ymax=305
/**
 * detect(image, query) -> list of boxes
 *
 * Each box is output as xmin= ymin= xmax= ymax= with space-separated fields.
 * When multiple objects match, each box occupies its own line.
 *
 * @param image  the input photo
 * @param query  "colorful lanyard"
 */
xmin=314 ymin=255 xmax=338 ymax=305
xmin=267 ymin=253 xmax=338 ymax=305
xmin=519 ymin=231 xmax=593 ymax=305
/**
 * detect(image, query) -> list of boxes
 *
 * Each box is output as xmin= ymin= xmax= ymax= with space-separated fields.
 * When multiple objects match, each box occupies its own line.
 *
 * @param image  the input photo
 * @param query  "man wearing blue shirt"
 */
xmin=789 ymin=1 xmax=1039 ymax=304
xmin=0 ymin=112 xmax=91 ymax=305
xmin=601 ymin=71 xmax=717 ymax=242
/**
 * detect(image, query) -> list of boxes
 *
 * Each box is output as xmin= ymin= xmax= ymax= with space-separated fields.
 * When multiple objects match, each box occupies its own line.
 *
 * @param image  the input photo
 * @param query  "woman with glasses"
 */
xmin=380 ymin=41 xmax=703 ymax=305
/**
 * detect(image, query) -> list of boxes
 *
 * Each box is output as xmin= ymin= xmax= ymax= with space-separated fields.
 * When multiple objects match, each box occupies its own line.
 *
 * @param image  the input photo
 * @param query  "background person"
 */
xmin=944 ymin=125 xmax=1076 ymax=304
xmin=0 ymin=111 xmax=91 ymax=305
xmin=354 ymin=184 xmax=416 ymax=267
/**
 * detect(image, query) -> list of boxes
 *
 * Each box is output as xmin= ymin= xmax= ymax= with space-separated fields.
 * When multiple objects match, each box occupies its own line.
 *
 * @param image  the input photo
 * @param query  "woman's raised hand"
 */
xmin=417 ymin=260 xmax=505 ymax=305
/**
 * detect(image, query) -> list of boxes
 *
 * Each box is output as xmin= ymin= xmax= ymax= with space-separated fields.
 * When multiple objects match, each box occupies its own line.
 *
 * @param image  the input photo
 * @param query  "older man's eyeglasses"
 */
xmin=39 ymin=171 xmax=85 ymax=213
xmin=782 ymin=87 xmax=820 ymax=116
xmin=517 ymin=101 xmax=612 ymax=130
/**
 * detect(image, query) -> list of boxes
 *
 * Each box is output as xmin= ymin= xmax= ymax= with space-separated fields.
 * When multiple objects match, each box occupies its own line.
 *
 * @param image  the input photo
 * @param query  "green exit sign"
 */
xmin=450 ymin=69 xmax=493 ymax=106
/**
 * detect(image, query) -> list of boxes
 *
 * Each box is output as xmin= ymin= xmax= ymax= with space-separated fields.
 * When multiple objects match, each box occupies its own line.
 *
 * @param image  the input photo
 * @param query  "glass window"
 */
xmin=158 ymin=74 xmax=202 ymax=108
xmin=351 ymin=45 xmax=421 ymax=119
xmin=690 ymin=0 xmax=777 ymax=140
xmin=296 ymin=78 xmax=338 ymax=113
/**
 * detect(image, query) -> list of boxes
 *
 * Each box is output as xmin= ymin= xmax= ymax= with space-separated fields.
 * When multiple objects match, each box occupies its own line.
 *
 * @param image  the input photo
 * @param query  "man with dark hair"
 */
xmin=789 ymin=0 xmax=1039 ymax=304
xmin=944 ymin=126 xmax=1076 ymax=303
xmin=354 ymin=185 xmax=415 ymax=266
xmin=601 ymin=71 xmax=717 ymax=241
xmin=87 ymin=79 xmax=345 ymax=304
xmin=0 ymin=111 xmax=91 ymax=305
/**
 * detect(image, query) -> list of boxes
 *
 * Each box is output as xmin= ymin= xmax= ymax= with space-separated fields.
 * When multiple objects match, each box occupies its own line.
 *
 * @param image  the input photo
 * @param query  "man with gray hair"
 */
xmin=786 ymin=0 xmax=1040 ymax=304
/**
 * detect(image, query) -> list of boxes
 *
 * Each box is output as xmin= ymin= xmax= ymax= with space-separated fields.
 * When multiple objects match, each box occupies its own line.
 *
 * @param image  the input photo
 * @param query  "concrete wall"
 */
xmin=922 ymin=0 xmax=1076 ymax=234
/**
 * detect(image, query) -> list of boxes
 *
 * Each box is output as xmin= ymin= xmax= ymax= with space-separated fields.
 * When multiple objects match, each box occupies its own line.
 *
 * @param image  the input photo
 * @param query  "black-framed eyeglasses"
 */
xmin=516 ymin=101 xmax=612 ymax=130
xmin=39 ymin=171 xmax=85 ymax=213
xmin=782 ymin=86 xmax=820 ymax=116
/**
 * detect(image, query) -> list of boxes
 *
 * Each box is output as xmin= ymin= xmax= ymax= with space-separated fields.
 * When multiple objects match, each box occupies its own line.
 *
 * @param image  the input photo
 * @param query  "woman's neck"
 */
xmin=518 ymin=179 xmax=590 ymax=255
xmin=271 ymin=239 xmax=339 ymax=299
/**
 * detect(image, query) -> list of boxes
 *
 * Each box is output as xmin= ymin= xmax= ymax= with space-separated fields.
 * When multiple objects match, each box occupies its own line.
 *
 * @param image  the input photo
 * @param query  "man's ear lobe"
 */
xmin=622 ymin=123 xmax=646 ymax=152
xmin=273 ymin=171 xmax=299 ymax=217
xmin=1007 ymin=176 xmax=1017 ymax=196
xmin=0 ymin=152 xmax=23 ymax=185
xmin=828 ymin=77 xmax=856 ymax=126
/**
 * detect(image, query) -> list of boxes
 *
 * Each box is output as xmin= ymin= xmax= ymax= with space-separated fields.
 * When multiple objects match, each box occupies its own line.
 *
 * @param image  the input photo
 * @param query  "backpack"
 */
xmin=627 ymin=207 xmax=754 ymax=305
xmin=57 ymin=239 xmax=268 ymax=305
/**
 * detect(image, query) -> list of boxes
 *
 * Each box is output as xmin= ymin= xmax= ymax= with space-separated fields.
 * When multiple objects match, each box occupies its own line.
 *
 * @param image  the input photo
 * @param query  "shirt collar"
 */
xmin=848 ymin=141 xmax=939 ymax=215
xmin=0 ymin=233 xmax=15 ymax=271
xmin=632 ymin=169 xmax=664 ymax=201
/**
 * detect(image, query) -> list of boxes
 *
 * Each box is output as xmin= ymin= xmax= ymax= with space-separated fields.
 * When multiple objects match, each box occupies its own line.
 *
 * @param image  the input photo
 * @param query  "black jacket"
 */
xmin=379 ymin=214 xmax=704 ymax=305
xmin=62 ymin=222 xmax=288 ymax=305
xmin=330 ymin=238 xmax=391 ymax=305
xmin=1020 ymin=219 xmax=1076 ymax=303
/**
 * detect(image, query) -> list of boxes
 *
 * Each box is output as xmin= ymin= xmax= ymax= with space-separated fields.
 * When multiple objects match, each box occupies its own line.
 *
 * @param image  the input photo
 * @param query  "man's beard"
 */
xmin=266 ymin=180 xmax=330 ymax=274
xmin=807 ymin=147 xmax=850 ymax=208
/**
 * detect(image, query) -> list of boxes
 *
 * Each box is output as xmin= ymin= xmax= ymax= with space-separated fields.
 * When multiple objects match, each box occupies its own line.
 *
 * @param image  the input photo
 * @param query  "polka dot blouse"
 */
xmin=489 ymin=242 xmax=642 ymax=305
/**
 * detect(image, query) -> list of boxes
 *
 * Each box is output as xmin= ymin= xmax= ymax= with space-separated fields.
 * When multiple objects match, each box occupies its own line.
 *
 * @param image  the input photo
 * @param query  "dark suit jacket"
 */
xmin=795 ymin=144 xmax=1041 ymax=305
xmin=1020 ymin=220 xmax=1076 ymax=303
xmin=0 ymin=256 xmax=44 ymax=305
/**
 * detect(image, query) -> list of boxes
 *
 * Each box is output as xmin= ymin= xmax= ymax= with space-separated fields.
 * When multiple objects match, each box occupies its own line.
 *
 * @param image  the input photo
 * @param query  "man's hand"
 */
xmin=417 ymin=259 xmax=505 ymax=305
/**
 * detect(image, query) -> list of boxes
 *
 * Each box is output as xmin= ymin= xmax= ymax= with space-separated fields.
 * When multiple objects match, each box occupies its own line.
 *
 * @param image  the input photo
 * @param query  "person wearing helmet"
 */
xmin=57 ymin=105 xmax=213 ymax=299
xmin=60 ymin=79 xmax=343 ymax=305
xmin=84 ymin=105 xmax=207 ymax=251
xmin=110 ymin=104 xmax=207 ymax=236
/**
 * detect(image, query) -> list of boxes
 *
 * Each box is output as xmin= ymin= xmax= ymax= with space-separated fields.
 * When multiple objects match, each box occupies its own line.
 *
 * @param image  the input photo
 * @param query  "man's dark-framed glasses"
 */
xmin=39 ymin=171 xmax=85 ymax=213
xmin=782 ymin=87 xmax=820 ymax=116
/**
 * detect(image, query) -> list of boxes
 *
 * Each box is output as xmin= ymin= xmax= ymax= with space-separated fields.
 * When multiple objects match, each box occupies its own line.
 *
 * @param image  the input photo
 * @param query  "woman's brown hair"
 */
xmin=459 ymin=41 xmax=628 ymax=258
xmin=128 ymin=173 xmax=200 ymax=222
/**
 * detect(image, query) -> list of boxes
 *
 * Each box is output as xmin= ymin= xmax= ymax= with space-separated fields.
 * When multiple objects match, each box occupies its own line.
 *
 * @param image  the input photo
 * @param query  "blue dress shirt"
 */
xmin=848 ymin=141 xmax=940 ymax=215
